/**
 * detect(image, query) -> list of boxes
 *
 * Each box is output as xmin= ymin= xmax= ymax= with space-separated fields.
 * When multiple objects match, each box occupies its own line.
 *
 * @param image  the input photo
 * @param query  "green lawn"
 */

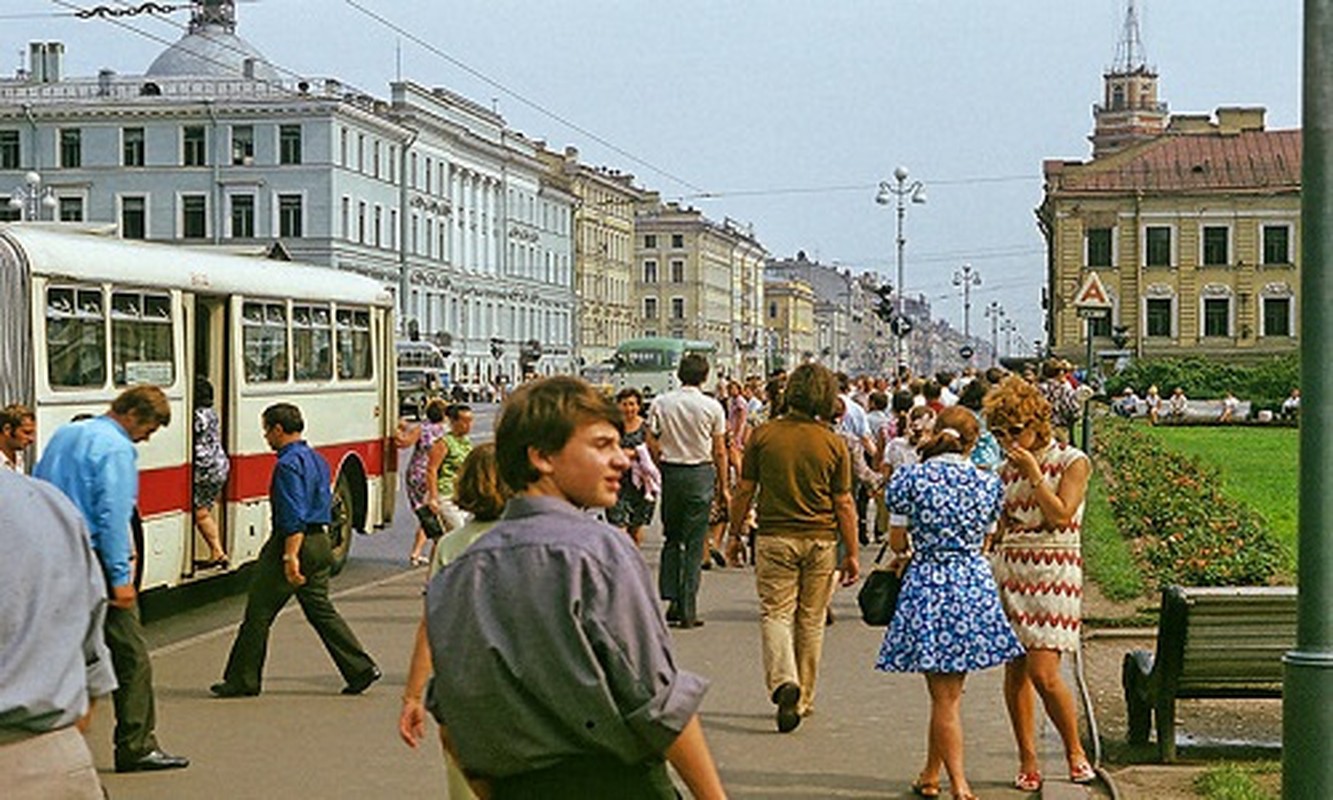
xmin=1143 ymin=425 xmax=1298 ymax=572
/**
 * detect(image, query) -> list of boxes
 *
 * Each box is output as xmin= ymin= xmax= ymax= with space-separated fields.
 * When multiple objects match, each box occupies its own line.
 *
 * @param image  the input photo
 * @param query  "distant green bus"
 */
xmin=612 ymin=337 xmax=718 ymax=397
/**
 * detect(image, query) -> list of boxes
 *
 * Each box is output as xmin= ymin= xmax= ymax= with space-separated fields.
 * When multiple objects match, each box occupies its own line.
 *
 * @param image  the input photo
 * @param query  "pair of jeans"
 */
xmin=657 ymin=463 xmax=715 ymax=623
xmin=754 ymin=535 xmax=838 ymax=715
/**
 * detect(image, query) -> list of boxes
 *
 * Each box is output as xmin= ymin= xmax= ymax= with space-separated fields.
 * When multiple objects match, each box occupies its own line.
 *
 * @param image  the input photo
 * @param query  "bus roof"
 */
xmin=0 ymin=223 xmax=394 ymax=307
xmin=615 ymin=337 xmax=717 ymax=352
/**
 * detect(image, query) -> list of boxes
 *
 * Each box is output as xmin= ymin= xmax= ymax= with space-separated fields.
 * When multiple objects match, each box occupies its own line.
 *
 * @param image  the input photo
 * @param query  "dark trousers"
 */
xmin=222 ymin=531 xmax=375 ymax=693
xmin=854 ymin=480 xmax=871 ymax=544
xmin=657 ymin=463 xmax=715 ymax=623
xmin=104 ymin=602 xmax=159 ymax=761
xmin=492 ymin=757 xmax=677 ymax=800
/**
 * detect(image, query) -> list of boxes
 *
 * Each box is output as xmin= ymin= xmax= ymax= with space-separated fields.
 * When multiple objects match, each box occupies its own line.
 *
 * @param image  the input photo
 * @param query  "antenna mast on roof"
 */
xmin=1113 ymin=0 xmax=1148 ymax=73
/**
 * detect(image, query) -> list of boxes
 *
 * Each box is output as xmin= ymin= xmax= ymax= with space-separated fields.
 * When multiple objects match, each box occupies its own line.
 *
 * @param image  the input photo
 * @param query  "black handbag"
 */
xmin=858 ymin=541 xmax=905 ymax=626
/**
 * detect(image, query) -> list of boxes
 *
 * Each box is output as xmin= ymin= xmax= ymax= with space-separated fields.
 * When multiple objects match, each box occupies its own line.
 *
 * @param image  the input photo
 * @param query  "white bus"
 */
xmin=0 ymin=223 xmax=398 ymax=589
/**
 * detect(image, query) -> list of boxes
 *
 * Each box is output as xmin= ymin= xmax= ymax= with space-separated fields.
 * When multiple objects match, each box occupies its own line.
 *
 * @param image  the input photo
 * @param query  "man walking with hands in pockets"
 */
xmin=647 ymin=353 xmax=728 ymax=629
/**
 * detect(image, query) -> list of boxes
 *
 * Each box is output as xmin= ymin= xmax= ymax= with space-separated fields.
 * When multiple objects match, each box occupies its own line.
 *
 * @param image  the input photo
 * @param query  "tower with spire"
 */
xmin=1090 ymin=0 xmax=1169 ymax=158
xmin=190 ymin=0 xmax=237 ymax=34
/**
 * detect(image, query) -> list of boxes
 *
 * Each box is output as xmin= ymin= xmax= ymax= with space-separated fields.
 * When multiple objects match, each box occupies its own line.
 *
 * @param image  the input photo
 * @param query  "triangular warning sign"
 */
xmin=1074 ymin=271 xmax=1113 ymax=309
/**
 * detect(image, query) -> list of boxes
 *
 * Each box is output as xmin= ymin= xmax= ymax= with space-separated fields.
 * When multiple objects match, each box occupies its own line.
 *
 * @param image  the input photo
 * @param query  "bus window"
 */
xmin=111 ymin=291 xmax=175 ymax=386
xmin=337 ymin=307 xmax=372 ymax=380
xmin=46 ymin=285 xmax=107 ymax=388
xmin=293 ymin=304 xmax=333 ymax=381
xmin=242 ymin=301 xmax=289 ymax=383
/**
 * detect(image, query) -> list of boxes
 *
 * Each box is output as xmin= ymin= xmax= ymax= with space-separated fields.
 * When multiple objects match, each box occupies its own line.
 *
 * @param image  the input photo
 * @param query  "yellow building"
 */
xmin=538 ymin=145 xmax=646 ymax=370
xmin=634 ymin=202 xmax=767 ymax=379
xmin=763 ymin=279 xmax=817 ymax=372
xmin=1039 ymin=13 xmax=1300 ymax=363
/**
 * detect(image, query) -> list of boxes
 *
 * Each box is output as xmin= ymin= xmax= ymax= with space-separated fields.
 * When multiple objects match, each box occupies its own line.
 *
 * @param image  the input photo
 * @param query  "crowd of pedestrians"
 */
xmin=2 ymin=354 xmax=1098 ymax=798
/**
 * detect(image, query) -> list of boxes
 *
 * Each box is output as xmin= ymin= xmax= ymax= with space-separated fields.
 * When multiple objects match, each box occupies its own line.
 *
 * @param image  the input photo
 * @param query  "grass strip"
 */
xmin=1083 ymin=469 xmax=1146 ymax=602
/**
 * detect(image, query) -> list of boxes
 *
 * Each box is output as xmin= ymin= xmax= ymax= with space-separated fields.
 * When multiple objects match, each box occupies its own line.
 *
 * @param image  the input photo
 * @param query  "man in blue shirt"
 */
xmin=34 ymin=385 xmax=189 ymax=773
xmin=211 ymin=402 xmax=378 ymax=698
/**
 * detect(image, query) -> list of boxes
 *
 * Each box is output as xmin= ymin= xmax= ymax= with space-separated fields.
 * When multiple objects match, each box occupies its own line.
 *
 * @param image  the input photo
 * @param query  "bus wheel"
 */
xmin=329 ymin=471 xmax=356 ymax=575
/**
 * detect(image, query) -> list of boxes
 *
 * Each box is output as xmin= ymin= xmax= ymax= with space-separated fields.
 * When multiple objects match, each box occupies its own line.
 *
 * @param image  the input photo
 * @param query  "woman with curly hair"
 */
xmin=983 ymin=377 xmax=1095 ymax=792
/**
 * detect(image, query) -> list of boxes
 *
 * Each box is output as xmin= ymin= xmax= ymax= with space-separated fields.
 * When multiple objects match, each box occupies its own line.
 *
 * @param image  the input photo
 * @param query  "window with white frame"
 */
xmin=1145 ymin=297 xmax=1173 ymax=337
xmin=1086 ymin=226 xmax=1113 ymax=267
xmin=1201 ymin=225 xmax=1230 ymax=266
xmin=1144 ymin=225 xmax=1173 ymax=267
xmin=644 ymin=297 xmax=658 ymax=319
xmin=643 ymin=259 xmax=658 ymax=284
xmin=1202 ymin=297 xmax=1231 ymax=337
xmin=181 ymin=194 xmax=207 ymax=239
xmin=1262 ymin=224 xmax=1292 ymax=265
xmin=670 ymin=297 xmax=685 ymax=319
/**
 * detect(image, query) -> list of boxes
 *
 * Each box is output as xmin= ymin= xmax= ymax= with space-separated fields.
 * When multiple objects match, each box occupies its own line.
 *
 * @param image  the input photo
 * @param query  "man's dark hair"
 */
xmin=677 ymin=353 xmax=710 ymax=387
xmin=935 ymin=371 xmax=955 ymax=387
xmin=446 ymin=403 xmax=472 ymax=421
xmin=494 ymin=376 xmax=622 ymax=491
xmin=262 ymin=403 xmax=304 ymax=434
xmin=835 ymin=372 xmax=852 ymax=393
xmin=922 ymin=380 xmax=942 ymax=402
xmin=111 ymin=385 xmax=171 ymax=427
xmin=868 ymin=391 xmax=889 ymax=412
xmin=784 ymin=363 xmax=839 ymax=421
xmin=958 ymin=378 xmax=990 ymax=412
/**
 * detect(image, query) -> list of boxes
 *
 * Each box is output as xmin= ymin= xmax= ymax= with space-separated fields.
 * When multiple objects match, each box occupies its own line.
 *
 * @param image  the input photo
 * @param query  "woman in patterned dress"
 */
xmin=401 ymin=398 xmax=448 ymax=566
xmin=876 ymin=406 xmax=1024 ymax=800
xmin=984 ymin=377 xmax=1095 ymax=791
xmin=192 ymin=376 xmax=230 ymax=567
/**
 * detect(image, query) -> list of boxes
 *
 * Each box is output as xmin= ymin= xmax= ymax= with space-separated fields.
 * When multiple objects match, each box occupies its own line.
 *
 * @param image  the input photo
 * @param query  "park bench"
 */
xmin=1157 ymin=398 xmax=1252 ymax=424
xmin=1122 ymin=585 xmax=1296 ymax=762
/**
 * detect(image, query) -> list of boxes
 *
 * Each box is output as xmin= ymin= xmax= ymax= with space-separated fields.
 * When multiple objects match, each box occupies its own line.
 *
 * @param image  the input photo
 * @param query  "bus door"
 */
xmin=379 ymin=309 xmax=398 ymax=523
xmin=190 ymin=295 xmax=230 ymax=571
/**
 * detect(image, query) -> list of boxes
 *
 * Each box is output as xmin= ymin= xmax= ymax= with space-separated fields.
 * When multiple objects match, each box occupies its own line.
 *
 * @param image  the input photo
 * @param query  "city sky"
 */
xmin=1 ymin=1 xmax=1303 ymax=353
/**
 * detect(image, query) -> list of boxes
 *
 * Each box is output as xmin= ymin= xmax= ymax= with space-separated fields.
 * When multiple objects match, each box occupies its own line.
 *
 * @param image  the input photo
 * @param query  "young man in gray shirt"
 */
xmin=426 ymin=376 xmax=726 ymax=799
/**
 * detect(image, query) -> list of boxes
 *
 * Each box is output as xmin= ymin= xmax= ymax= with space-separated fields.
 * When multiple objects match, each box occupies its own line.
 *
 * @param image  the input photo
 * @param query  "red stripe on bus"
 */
xmin=139 ymin=464 xmax=192 ymax=517
xmin=224 ymin=439 xmax=385 ymax=503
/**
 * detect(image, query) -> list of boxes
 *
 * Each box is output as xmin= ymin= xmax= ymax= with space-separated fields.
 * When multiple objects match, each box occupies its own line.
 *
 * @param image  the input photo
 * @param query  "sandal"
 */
xmin=1069 ymin=761 xmax=1096 ymax=784
xmin=1013 ymin=771 xmax=1043 ymax=792
xmin=910 ymin=776 xmax=941 ymax=798
xmin=409 ymin=554 xmax=429 ymax=567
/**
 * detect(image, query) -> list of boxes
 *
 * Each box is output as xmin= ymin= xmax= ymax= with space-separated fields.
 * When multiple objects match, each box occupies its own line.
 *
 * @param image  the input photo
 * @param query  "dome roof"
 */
xmin=146 ymin=25 xmax=281 ymax=82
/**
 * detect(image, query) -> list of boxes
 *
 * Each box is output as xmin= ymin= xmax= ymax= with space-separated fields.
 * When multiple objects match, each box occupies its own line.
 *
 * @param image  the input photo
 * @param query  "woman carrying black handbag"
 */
xmin=873 ymin=407 xmax=1023 ymax=800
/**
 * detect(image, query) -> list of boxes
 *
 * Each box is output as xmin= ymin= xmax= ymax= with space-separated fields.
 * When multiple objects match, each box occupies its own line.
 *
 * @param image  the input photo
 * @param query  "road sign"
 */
xmin=959 ymin=345 xmax=975 ymax=359
xmin=890 ymin=315 xmax=913 ymax=338
xmin=1073 ymin=271 xmax=1113 ymax=311
xmin=1077 ymin=307 xmax=1109 ymax=319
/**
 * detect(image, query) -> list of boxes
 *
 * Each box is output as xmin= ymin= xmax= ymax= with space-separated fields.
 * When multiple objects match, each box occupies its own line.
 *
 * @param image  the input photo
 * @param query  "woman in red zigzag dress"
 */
xmin=983 ymin=377 xmax=1096 ymax=793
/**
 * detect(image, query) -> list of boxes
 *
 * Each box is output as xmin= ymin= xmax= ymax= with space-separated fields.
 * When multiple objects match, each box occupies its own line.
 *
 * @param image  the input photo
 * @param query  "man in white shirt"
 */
xmin=647 ymin=355 xmax=728 ymax=629
xmin=0 ymin=403 xmax=36 ymax=473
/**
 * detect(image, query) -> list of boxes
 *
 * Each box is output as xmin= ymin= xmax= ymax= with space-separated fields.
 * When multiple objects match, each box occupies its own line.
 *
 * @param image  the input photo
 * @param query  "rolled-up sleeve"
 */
xmin=583 ymin=553 xmax=708 ymax=757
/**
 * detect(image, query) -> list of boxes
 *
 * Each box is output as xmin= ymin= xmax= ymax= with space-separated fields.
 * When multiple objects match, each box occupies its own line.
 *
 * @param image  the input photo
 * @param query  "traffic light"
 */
xmin=489 ymin=337 xmax=504 ymax=361
xmin=873 ymin=283 xmax=895 ymax=323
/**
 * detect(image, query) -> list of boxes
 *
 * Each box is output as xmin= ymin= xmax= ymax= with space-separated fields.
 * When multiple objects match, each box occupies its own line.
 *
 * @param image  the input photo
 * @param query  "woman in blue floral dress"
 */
xmin=875 ymin=406 xmax=1024 ymax=800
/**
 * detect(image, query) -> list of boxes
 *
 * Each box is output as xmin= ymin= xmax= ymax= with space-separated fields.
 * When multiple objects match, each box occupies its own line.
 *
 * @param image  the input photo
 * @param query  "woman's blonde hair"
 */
xmin=983 ymin=376 xmax=1053 ymax=446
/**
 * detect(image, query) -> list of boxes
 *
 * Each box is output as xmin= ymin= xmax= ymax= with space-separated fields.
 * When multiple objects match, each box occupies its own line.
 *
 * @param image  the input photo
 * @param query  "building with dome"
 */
xmin=0 ymin=0 xmax=576 ymax=386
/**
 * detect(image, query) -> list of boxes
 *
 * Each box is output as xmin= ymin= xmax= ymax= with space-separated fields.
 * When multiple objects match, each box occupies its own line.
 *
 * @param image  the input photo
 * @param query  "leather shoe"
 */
xmin=210 ymin=681 xmax=258 ymax=698
xmin=342 ymin=666 xmax=382 ymax=695
xmin=671 ymin=618 xmax=704 ymax=629
xmin=116 ymin=749 xmax=189 ymax=773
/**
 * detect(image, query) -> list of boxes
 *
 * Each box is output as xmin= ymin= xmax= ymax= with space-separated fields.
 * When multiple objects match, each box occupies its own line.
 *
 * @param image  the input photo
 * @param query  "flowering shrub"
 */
xmin=1094 ymin=416 xmax=1284 ymax=586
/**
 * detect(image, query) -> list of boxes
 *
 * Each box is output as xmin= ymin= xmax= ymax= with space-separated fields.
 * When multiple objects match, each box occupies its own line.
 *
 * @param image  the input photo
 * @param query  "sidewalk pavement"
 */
xmin=88 ymin=530 xmax=1100 ymax=799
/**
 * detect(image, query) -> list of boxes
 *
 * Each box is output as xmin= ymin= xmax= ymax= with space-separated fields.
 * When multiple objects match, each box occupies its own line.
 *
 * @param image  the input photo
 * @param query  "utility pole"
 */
xmin=1001 ymin=318 xmax=1016 ymax=358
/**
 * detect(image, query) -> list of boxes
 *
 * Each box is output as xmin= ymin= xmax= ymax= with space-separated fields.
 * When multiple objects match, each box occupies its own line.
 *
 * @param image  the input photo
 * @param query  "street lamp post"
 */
xmin=7 ymin=171 xmax=58 ymax=221
xmin=876 ymin=166 xmax=926 ymax=380
xmin=984 ymin=301 xmax=1005 ymax=367
xmin=953 ymin=262 xmax=981 ymax=363
xmin=1001 ymin=318 xmax=1016 ymax=358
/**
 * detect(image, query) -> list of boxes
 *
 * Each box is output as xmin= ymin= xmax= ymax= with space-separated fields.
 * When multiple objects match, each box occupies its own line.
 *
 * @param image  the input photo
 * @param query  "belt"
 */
xmin=305 ymin=524 xmax=330 ymax=534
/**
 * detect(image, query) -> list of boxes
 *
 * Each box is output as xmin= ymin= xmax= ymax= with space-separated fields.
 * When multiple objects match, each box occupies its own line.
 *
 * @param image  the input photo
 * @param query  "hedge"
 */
xmin=1104 ymin=354 xmax=1298 ymax=412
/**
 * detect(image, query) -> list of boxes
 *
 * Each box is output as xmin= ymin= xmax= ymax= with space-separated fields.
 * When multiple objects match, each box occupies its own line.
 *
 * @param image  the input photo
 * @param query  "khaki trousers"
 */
xmin=754 ymin=535 xmax=838 ymax=715
xmin=0 ymin=726 xmax=102 ymax=800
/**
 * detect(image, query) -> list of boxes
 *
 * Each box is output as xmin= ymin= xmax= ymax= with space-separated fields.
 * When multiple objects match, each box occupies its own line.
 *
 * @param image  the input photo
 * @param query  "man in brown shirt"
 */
xmin=729 ymin=363 xmax=859 ymax=733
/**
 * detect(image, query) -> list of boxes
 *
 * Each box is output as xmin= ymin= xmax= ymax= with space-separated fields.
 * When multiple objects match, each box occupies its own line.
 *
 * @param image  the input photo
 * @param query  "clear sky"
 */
xmin=1 ymin=1 xmax=1302 ymax=352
